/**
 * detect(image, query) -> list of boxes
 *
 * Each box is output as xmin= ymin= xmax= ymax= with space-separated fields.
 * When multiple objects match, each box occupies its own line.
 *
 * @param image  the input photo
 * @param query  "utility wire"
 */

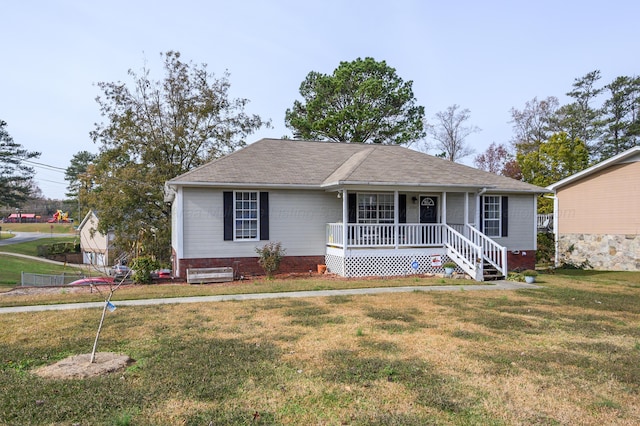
xmin=23 ymin=159 xmax=67 ymax=173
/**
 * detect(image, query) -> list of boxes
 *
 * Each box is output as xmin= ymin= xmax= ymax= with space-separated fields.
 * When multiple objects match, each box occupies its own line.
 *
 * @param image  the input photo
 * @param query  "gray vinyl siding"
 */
xmin=445 ymin=193 xmax=465 ymax=224
xmin=364 ymin=191 xmax=475 ymax=225
xmin=489 ymin=194 xmax=536 ymax=250
xmin=182 ymin=188 xmax=341 ymax=259
xmin=181 ymin=188 xmax=221 ymax=258
xmin=269 ymin=190 xmax=342 ymax=254
xmin=178 ymin=187 xmax=537 ymax=258
xmin=407 ymin=192 xmax=475 ymax=226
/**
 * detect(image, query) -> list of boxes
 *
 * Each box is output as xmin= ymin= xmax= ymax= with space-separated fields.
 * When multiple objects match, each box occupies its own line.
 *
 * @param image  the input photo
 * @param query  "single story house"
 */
xmin=547 ymin=146 xmax=640 ymax=271
xmin=78 ymin=210 xmax=115 ymax=267
xmin=165 ymin=138 xmax=549 ymax=281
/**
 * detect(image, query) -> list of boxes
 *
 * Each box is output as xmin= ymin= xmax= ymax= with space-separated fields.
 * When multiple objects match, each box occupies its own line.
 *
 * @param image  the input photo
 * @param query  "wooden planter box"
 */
xmin=187 ymin=267 xmax=234 ymax=284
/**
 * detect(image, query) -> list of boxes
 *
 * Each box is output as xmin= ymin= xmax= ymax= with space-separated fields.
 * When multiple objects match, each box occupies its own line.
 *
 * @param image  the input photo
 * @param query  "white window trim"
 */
xmin=357 ymin=192 xmax=395 ymax=224
xmin=233 ymin=191 xmax=260 ymax=241
xmin=483 ymin=195 xmax=502 ymax=238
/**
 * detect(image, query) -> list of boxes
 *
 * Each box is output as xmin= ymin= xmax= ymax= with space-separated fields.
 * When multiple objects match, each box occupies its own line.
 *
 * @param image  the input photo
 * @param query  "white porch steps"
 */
xmin=444 ymin=224 xmax=507 ymax=282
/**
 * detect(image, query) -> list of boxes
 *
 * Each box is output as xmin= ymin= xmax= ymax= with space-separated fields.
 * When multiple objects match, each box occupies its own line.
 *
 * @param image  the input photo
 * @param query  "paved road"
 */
xmin=0 ymin=231 xmax=104 ymax=275
xmin=0 ymin=281 xmax=540 ymax=314
xmin=0 ymin=232 xmax=74 ymax=246
xmin=0 ymin=232 xmax=88 ymax=267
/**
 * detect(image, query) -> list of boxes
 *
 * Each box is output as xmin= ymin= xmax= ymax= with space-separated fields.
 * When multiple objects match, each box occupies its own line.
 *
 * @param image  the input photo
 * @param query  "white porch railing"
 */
xmin=537 ymin=213 xmax=553 ymax=230
xmin=399 ymin=224 xmax=443 ymax=246
xmin=326 ymin=222 xmax=507 ymax=281
xmin=326 ymin=223 xmax=344 ymax=247
xmin=326 ymin=223 xmax=444 ymax=248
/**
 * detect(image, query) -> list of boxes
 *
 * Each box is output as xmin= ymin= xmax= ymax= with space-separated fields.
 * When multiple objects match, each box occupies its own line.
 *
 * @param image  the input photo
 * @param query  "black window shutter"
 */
xmin=479 ymin=196 xmax=484 ymax=232
xmin=501 ymin=196 xmax=508 ymax=237
xmin=348 ymin=193 xmax=357 ymax=223
xmin=399 ymin=194 xmax=407 ymax=223
xmin=260 ymin=192 xmax=269 ymax=240
xmin=223 ymin=191 xmax=233 ymax=241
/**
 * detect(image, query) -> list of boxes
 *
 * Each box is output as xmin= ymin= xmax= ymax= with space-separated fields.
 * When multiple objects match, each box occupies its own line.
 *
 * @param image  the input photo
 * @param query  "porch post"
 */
xmin=342 ymin=189 xmax=348 ymax=257
xmin=464 ymin=192 xmax=469 ymax=227
xmin=394 ymin=190 xmax=399 ymax=249
xmin=442 ymin=191 xmax=447 ymax=225
xmin=476 ymin=192 xmax=481 ymax=230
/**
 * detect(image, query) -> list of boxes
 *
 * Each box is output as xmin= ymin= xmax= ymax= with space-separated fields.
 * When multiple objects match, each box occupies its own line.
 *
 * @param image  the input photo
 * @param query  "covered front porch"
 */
xmin=323 ymin=189 xmax=507 ymax=281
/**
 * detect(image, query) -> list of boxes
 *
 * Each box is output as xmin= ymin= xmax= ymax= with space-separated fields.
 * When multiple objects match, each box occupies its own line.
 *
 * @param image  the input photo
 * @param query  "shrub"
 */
xmin=523 ymin=269 xmax=538 ymax=277
xmin=129 ymin=256 xmax=160 ymax=284
xmin=558 ymin=259 xmax=592 ymax=270
xmin=536 ymin=232 xmax=555 ymax=264
xmin=37 ymin=242 xmax=80 ymax=257
xmin=255 ymin=242 xmax=286 ymax=278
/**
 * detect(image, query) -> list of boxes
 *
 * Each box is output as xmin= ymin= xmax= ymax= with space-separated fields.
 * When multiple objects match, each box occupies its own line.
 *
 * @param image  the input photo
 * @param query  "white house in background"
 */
xmin=547 ymin=146 xmax=640 ymax=271
xmin=78 ymin=210 xmax=115 ymax=267
xmin=165 ymin=138 xmax=549 ymax=281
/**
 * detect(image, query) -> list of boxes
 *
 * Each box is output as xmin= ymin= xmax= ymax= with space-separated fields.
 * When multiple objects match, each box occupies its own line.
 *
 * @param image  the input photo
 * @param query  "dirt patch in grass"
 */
xmin=1 ymin=285 xmax=95 ymax=296
xmin=32 ymin=352 xmax=134 ymax=379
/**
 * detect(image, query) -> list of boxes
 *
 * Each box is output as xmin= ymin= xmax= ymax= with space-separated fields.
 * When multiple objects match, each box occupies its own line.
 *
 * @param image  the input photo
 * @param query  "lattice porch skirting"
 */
xmin=325 ymin=247 xmax=455 ymax=277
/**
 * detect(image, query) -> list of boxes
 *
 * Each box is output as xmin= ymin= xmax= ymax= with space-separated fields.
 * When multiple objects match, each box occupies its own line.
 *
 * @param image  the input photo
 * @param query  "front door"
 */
xmin=419 ymin=196 xmax=438 ymax=223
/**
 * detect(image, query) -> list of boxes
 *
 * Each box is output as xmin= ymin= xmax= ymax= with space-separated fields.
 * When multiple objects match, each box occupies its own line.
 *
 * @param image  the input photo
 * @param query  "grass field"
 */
xmin=0 ymin=254 xmax=84 ymax=286
xmin=0 ymin=236 xmax=83 ymax=287
xmin=0 ymin=222 xmax=77 ymax=234
xmin=0 ymin=270 xmax=639 ymax=425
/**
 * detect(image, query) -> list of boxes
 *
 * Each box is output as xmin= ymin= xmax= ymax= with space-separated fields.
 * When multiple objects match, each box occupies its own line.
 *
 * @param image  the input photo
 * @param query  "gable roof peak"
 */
xmin=167 ymin=138 xmax=548 ymax=193
xmin=548 ymin=146 xmax=640 ymax=191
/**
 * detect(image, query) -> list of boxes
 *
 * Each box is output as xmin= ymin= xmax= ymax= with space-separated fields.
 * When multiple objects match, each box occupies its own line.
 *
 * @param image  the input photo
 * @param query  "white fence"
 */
xmin=21 ymin=272 xmax=85 ymax=286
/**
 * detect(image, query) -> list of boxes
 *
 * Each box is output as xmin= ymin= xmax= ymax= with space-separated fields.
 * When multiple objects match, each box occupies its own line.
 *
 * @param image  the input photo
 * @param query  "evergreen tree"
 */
xmin=0 ymin=120 xmax=40 ymax=207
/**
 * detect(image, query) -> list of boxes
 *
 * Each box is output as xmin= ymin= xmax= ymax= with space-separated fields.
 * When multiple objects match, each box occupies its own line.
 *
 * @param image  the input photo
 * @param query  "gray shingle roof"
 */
xmin=167 ymin=138 xmax=548 ymax=193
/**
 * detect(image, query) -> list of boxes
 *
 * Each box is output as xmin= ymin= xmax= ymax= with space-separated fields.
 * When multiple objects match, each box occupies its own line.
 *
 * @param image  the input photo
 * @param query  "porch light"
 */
xmin=412 ymin=196 xmax=418 ymax=204
xmin=337 ymin=191 xmax=341 ymax=199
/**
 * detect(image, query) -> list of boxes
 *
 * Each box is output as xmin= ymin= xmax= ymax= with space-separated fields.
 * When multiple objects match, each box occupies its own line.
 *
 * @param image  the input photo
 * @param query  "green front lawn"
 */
xmin=0 ymin=236 xmax=78 ymax=256
xmin=0 ymin=254 xmax=84 ymax=287
xmin=0 ymin=236 xmax=81 ymax=288
xmin=0 ymin=270 xmax=638 ymax=425
xmin=0 ymin=222 xmax=76 ymax=234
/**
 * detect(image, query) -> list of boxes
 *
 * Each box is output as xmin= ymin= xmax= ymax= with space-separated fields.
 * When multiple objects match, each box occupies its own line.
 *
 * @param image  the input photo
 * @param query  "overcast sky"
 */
xmin=2 ymin=0 xmax=638 ymax=200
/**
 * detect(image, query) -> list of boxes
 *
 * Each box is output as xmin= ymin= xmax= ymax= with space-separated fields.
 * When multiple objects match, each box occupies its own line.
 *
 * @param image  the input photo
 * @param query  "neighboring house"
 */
xmin=547 ymin=146 xmax=640 ymax=271
xmin=165 ymin=139 xmax=549 ymax=281
xmin=78 ymin=210 xmax=115 ymax=267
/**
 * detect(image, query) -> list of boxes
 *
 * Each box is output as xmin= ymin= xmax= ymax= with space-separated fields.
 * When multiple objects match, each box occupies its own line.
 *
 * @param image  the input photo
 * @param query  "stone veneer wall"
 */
xmin=558 ymin=233 xmax=639 ymax=271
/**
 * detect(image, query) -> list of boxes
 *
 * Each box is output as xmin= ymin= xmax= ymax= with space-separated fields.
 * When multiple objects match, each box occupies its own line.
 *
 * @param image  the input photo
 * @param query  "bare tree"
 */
xmin=428 ymin=104 xmax=480 ymax=162
xmin=509 ymin=96 xmax=559 ymax=153
xmin=474 ymin=142 xmax=510 ymax=174
xmin=90 ymin=271 xmax=130 ymax=363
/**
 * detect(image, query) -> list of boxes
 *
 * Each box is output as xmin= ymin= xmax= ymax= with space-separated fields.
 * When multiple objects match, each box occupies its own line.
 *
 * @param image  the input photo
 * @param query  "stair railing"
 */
xmin=443 ymin=225 xmax=483 ymax=281
xmin=464 ymin=225 xmax=507 ymax=276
